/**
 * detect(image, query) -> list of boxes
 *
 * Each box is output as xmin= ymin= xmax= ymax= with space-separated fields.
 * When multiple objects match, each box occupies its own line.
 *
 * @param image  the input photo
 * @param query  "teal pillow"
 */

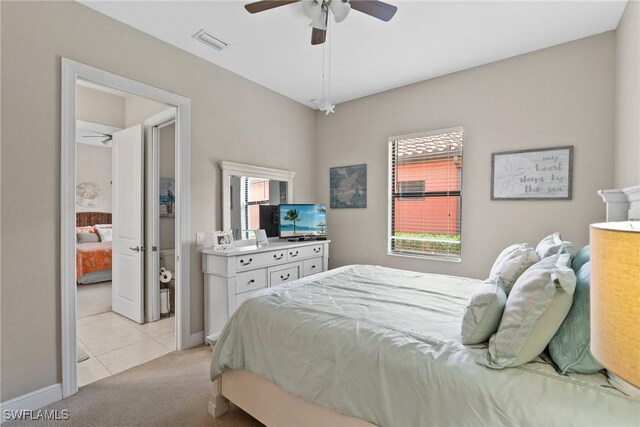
xmin=548 ymin=261 xmax=603 ymax=374
xmin=571 ymin=245 xmax=591 ymax=272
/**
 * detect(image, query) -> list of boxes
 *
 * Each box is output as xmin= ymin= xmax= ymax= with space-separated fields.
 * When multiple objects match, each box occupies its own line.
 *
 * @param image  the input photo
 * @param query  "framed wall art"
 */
xmin=330 ymin=164 xmax=367 ymax=208
xmin=491 ymin=146 xmax=573 ymax=200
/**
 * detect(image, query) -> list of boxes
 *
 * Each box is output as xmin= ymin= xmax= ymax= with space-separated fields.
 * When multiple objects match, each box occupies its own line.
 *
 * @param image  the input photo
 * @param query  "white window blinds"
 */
xmin=389 ymin=127 xmax=463 ymax=260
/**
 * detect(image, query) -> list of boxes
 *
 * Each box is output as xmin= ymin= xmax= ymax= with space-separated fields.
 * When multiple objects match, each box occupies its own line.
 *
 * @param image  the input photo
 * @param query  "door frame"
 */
xmin=144 ymin=108 xmax=177 ymax=323
xmin=61 ymin=58 xmax=191 ymax=398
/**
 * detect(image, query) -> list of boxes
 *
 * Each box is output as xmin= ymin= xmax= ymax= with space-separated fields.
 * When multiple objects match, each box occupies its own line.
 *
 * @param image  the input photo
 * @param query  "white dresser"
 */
xmin=202 ymin=240 xmax=330 ymax=342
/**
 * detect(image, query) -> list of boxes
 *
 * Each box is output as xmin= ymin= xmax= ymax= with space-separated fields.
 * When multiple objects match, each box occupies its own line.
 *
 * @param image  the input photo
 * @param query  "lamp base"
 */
xmin=609 ymin=373 xmax=640 ymax=398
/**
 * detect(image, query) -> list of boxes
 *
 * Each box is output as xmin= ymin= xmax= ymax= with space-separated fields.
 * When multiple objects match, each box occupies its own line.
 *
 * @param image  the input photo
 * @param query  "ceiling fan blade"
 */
xmin=311 ymin=10 xmax=328 ymax=45
xmin=244 ymin=0 xmax=299 ymax=14
xmin=349 ymin=0 xmax=397 ymax=22
xmin=311 ymin=27 xmax=326 ymax=45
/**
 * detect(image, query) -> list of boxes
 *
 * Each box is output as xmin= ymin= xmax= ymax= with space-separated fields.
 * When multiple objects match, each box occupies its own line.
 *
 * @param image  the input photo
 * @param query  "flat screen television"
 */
xmin=279 ymin=204 xmax=327 ymax=239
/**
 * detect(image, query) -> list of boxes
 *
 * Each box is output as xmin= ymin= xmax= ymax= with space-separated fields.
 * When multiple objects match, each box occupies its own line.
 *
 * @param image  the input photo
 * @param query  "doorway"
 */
xmin=74 ymin=81 xmax=179 ymax=387
xmin=61 ymin=59 xmax=191 ymax=398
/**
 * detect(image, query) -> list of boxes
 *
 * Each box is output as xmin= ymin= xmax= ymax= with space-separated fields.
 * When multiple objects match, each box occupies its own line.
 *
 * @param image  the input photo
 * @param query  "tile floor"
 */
xmin=77 ymin=311 xmax=175 ymax=387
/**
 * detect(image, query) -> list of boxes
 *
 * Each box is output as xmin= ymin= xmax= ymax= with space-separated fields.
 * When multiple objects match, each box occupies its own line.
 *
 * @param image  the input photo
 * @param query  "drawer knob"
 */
xmin=311 ymin=265 xmax=316 ymax=269
xmin=273 ymin=254 xmax=284 ymax=260
xmin=240 ymin=258 xmax=253 ymax=266
xmin=290 ymin=251 xmax=299 ymax=257
xmin=280 ymin=273 xmax=290 ymax=281
xmin=248 ymin=279 xmax=255 ymax=284
xmin=313 ymin=248 xmax=321 ymax=253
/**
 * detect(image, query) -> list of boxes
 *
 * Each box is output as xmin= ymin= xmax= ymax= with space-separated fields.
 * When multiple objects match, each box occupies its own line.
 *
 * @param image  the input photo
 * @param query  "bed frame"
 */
xmin=76 ymin=211 xmax=112 ymax=227
xmin=209 ymin=184 xmax=640 ymax=426
xmin=209 ymin=370 xmax=374 ymax=426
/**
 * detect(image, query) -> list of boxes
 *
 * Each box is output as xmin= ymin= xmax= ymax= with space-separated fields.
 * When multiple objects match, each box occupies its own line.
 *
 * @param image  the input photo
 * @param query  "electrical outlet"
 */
xmin=196 ymin=232 xmax=205 ymax=246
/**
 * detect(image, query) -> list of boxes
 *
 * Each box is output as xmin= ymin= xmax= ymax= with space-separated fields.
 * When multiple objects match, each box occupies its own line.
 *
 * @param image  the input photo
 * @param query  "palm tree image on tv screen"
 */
xmin=280 ymin=205 xmax=327 ymax=237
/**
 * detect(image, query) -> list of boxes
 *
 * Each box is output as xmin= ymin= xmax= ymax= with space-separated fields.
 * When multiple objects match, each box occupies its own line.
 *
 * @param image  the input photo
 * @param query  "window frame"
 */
xmin=387 ymin=127 xmax=463 ymax=262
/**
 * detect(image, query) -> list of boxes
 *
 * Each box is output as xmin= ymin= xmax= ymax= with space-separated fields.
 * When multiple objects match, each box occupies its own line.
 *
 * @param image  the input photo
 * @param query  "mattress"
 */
xmin=76 ymin=241 xmax=112 ymax=282
xmin=211 ymin=265 xmax=640 ymax=427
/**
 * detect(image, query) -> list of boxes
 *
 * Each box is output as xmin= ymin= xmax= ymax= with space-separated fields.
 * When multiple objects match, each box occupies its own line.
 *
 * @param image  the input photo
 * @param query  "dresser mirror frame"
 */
xmin=220 ymin=161 xmax=296 ymax=240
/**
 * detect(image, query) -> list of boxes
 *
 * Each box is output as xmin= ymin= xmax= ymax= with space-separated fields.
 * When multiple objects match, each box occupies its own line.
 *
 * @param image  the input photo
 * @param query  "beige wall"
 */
xmin=76 ymin=144 xmax=112 ymax=213
xmin=124 ymin=95 xmax=170 ymax=128
xmin=76 ymin=85 xmax=125 ymax=128
xmin=0 ymin=1 xmax=316 ymax=402
xmin=315 ymin=33 xmax=616 ymax=279
xmin=615 ymin=0 xmax=640 ymax=188
xmin=75 ymin=85 xmax=125 ymax=213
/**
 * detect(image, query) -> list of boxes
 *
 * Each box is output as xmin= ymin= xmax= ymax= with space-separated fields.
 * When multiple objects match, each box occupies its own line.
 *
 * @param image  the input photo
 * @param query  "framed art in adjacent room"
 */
xmin=330 ymin=164 xmax=367 ymax=208
xmin=491 ymin=146 xmax=573 ymax=200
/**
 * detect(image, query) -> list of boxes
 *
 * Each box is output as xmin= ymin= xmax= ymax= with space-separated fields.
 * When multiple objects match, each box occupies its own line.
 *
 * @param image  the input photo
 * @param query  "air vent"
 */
xmin=192 ymin=29 xmax=228 ymax=51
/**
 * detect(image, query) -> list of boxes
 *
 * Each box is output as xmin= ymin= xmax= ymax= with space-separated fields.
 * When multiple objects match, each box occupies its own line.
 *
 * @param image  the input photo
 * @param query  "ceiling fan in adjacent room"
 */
xmin=244 ymin=0 xmax=398 ymax=45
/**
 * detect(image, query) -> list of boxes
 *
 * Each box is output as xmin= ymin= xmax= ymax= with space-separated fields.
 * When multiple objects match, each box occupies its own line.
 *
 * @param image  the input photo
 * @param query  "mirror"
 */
xmin=220 ymin=162 xmax=295 ymax=241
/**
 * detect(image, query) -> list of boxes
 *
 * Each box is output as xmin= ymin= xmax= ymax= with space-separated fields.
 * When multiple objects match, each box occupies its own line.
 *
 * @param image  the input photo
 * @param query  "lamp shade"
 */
xmin=590 ymin=222 xmax=640 ymax=388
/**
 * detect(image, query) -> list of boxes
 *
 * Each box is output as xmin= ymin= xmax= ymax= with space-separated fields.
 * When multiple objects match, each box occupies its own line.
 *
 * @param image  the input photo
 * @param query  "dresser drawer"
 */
xmin=236 ymin=249 xmax=287 ymax=271
xmin=303 ymin=258 xmax=323 ymax=277
xmin=269 ymin=265 xmax=300 ymax=286
xmin=236 ymin=289 xmax=263 ymax=308
xmin=287 ymin=244 xmax=324 ymax=261
xmin=235 ymin=269 xmax=267 ymax=294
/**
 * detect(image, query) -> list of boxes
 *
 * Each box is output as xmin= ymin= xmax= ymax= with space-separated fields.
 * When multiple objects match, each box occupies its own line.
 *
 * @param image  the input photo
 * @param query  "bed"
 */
xmin=76 ymin=212 xmax=112 ymax=285
xmin=209 ymin=186 xmax=640 ymax=426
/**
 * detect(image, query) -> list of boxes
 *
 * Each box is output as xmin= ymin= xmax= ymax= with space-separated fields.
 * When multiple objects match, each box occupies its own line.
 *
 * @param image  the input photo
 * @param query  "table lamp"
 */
xmin=590 ymin=222 xmax=640 ymax=397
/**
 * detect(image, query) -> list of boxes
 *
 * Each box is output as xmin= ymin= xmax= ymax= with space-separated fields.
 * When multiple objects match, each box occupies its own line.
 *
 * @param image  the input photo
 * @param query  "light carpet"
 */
xmin=6 ymin=346 xmax=262 ymax=427
xmin=77 ymin=281 xmax=112 ymax=319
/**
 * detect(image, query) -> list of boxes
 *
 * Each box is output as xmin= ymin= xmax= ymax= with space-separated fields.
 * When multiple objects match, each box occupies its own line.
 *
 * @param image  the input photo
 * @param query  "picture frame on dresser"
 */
xmin=213 ymin=230 xmax=235 ymax=251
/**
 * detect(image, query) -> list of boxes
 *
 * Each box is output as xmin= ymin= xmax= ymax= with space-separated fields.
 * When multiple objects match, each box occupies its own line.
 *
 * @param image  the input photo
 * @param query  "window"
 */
xmin=241 ymin=177 xmax=270 ymax=238
xmin=389 ymin=127 xmax=463 ymax=261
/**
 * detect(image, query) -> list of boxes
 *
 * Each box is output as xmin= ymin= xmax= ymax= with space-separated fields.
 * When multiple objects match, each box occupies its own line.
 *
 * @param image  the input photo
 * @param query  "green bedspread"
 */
xmin=211 ymin=265 xmax=640 ymax=426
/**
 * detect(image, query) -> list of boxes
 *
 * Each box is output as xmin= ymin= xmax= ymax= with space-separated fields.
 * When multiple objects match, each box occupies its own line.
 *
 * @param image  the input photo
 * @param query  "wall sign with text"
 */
xmin=491 ymin=146 xmax=573 ymax=200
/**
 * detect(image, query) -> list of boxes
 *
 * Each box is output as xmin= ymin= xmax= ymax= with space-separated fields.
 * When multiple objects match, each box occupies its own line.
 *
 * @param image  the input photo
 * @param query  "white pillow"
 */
xmin=535 ymin=232 xmax=574 ymax=259
xmin=461 ymin=276 xmax=507 ymax=345
xmin=94 ymin=223 xmax=112 ymax=229
xmin=477 ymin=254 xmax=576 ymax=369
xmin=96 ymin=227 xmax=112 ymax=242
xmin=489 ymin=244 xmax=539 ymax=294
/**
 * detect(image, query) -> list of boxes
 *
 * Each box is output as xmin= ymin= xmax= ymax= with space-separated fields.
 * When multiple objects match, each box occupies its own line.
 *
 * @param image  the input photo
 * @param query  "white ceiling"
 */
xmin=79 ymin=1 xmax=627 ymax=108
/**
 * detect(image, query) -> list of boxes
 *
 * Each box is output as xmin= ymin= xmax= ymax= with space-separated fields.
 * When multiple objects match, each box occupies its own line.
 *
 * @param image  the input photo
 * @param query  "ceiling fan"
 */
xmin=83 ymin=132 xmax=113 ymax=145
xmin=244 ymin=0 xmax=398 ymax=45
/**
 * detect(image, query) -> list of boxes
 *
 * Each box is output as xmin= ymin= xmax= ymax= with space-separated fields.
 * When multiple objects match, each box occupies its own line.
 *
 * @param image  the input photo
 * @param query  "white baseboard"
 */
xmin=189 ymin=331 xmax=205 ymax=348
xmin=1 ymin=384 xmax=62 ymax=423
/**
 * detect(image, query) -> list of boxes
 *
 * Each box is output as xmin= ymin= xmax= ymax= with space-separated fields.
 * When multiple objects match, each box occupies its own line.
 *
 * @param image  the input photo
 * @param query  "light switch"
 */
xmin=196 ymin=232 xmax=205 ymax=246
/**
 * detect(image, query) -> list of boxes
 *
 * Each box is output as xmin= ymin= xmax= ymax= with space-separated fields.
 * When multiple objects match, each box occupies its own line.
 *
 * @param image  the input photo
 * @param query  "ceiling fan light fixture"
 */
xmin=302 ymin=0 xmax=323 ymax=20
xmin=310 ymin=9 xmax=328 ymax=30
xmin=329 ymin=0 xmax=351 ymax=23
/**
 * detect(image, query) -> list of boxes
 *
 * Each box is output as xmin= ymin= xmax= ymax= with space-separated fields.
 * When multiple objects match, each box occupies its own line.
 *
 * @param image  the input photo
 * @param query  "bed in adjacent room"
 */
xmin=76 ymin=212 xmax=112 ymax=285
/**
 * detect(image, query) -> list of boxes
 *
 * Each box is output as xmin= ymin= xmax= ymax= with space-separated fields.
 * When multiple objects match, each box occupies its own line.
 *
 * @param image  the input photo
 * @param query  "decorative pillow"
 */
xmin=461 ymin=277 xmax=507 ymax=345
xmin=571 ymin=245 xmax=591 ymax=272
xmin=76 ymin=226 xmax=95 ymax=234
xmin=96 ymin=227 xmax=112 ymax=242
xmin=477 ymin=254 xmax=576 ymax=369
xmin=535 ymin=232 xmax=574 ymax=259
xmin=489 ymin=243 xmax=539 ymax=294
xmin=548 ymin=262 xmax=603 ymax=374
xmin=77 ymin=232 xmax=100 ymax=243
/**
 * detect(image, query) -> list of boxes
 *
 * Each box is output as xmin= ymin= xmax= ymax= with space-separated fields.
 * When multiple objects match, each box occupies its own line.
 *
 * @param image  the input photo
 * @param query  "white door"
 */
xmin=112 ymin=125 xmax=144 ymax=323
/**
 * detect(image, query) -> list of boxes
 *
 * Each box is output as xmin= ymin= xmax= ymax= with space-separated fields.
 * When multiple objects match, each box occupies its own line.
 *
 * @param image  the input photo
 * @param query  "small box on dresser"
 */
xmin=202 ymin=240 xmax=330 ymax=343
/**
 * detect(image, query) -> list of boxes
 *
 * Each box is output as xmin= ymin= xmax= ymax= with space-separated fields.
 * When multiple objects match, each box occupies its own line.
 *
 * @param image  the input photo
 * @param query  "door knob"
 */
xmin=129 ymin=246 xmax=145 ymax=252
